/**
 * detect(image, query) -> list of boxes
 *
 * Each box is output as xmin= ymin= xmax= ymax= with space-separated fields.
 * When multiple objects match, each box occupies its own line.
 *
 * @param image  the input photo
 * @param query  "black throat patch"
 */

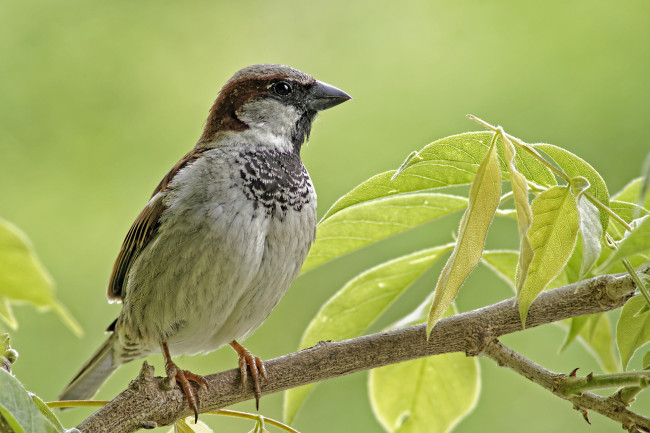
xmin=291 ymin=110 xmax=317 ymax=150
xmin=237 ymin=149 xmax=313 ymax=215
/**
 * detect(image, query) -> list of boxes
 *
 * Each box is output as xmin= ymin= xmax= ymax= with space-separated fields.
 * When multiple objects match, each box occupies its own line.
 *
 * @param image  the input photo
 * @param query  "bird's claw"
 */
xmin=169 ymin=367 xmax=209 ymax=423
xmin=231 ymin=341 xmax=267 ymax=409
xmin=162 ymin=343 xmax=208 ymax=423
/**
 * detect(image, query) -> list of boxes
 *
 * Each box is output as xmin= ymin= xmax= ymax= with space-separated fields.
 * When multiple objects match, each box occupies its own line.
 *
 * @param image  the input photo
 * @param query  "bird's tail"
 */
xmin=59 ymin=333 xmax=120 ymax=401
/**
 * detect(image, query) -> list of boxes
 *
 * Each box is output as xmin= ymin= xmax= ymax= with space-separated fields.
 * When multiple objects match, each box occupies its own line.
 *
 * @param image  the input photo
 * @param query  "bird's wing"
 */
xmin=106 ymin=148 xmax=205 ymax=301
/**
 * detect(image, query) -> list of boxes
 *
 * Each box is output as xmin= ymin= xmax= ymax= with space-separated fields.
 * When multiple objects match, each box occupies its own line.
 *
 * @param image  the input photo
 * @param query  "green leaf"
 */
xmin=612 ymin=177 xmax=650 ymax=210
xmin=642 ymin=152 xmax=650 ymax=209
xmin=561 ymin=313 xmax=618 ymax=372
xmin=323 ymin=131 xmax=555 ymax=220
xmin=534 ymin=143 xmax=610 ymax=230
xmin=284 ymin=245 xmax=453 ymax=423
xmin=500 ymin=132 xmax=534 ymax=292
xmin=169 ymin=418 xmax=214 ymax=433
xmin=575 ymin=191 xmax=603 ymax=279
xmin=599 ymin=215 xmax=650 ymax=270
xmin=617 ymin=295 xmax=650 ymax=370
xmin=302 ymin=194 xmax=466 ymax=272
xmin=481 ymin=250 xmax=518 ymax=291
xmin=0 ymin=299 xmax=18 ymax=330
xmin=519 ymin=186 xmax=579 ymax=325
xmin=0 ymin=218 xmax=82 ymax=336
xmin=607 ymin=200 xmax=650 ymax=240
xmin=577 ymin=313 xmax=618 ymax=373
xmin=427 ymin=134 xmax=501 ymax=334
xmin=643 ymin=351 xmax=650 ymax=370
xmin=30 ymin=395 xmax=67 ymax=432
xmin=0 ymin=369 xmax=62 ymax=433
xmin=369 ymin=304 xmax=479 ymax=433
xmin=481 ymin=248 xmax=569 ymax=293
xmin=560 ymin=315 xmax=589 ymax=352
xmin=609 ymin=200 xmax=650 ymax=223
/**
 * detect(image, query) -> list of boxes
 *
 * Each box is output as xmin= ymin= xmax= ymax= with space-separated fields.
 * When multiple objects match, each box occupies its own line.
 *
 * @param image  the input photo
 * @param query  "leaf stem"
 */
xmin=583 ymin=191 xmax=633 ymax=232
xmin=621 ymin=259 xmax=650 ymax=307
xmin=469 ymin=115 xmax=636 ymax=233
xmin=206 ymin=410 xmax=300 ymax=433
xmin=559 ymin=371 xmax=650 ymax=396
xmin=46 ymin=400 xmax=110 ymax=408
xmin=467 ymin=115 xmax=571 ymax=183
xmin=499 ymin=190 xmax=514 ymax=205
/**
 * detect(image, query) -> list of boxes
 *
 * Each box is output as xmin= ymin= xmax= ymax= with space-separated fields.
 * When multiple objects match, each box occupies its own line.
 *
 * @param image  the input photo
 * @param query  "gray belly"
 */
xmin=116 ymin=192 xmax=316 ymax=357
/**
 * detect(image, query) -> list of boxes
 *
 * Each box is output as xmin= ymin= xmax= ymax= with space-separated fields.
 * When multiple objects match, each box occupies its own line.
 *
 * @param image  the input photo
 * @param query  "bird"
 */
xmin=59 ymin=64 xmax=351 ymax=421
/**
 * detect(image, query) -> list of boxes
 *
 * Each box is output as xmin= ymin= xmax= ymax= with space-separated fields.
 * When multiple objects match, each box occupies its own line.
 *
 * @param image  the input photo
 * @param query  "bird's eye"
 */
xmin=273 ymin=81 xmax=292 ymax=96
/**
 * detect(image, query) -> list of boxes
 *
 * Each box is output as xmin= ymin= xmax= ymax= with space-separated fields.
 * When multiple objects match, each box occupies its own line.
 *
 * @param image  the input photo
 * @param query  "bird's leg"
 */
xmin=229 ymin=340 xmax=267 ymax=409
xmin=160 ymin=342 xmax=208 ymax=423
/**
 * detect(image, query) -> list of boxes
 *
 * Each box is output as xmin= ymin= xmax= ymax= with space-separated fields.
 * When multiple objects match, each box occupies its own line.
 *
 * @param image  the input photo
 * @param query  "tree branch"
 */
xmin=77 ymin=271 xmax=644 ymax=433
xmin=479 ymin=338 xmax=650 ymax=432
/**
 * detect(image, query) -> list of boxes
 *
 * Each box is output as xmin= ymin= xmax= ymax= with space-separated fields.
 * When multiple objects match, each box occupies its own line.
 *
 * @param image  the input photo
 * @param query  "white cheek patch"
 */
xmin=237 ymin=98 xmax=300 ymax=139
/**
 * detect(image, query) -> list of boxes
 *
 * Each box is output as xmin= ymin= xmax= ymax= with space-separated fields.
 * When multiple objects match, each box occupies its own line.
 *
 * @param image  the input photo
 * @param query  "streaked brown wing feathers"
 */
xmin=106 ymin=148 xmax=206 ymax=301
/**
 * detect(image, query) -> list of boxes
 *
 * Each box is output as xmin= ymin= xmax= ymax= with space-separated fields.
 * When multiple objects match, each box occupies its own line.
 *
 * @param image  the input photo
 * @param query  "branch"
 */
xmin=77 ymin=271 xmax=643 ymax=433
xmin=479 ymin=339 xmax=650 ymax=432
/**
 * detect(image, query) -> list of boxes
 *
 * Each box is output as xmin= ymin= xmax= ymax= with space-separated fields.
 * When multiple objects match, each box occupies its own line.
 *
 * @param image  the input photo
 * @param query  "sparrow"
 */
xmin=59 ymin=64 xmax=351 ymax=421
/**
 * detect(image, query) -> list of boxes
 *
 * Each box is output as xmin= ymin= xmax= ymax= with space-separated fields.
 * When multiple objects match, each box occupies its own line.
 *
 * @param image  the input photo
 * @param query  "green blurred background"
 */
xmin=2 ymin=0 xmax=649 ymax=431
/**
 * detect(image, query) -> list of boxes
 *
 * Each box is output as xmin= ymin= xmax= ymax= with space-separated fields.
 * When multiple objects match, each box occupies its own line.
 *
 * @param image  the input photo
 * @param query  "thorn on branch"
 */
xmin=573 ymin=404 xmax=591 ymax=425
xmin=570 ymin=368 xmax=579 ymax=377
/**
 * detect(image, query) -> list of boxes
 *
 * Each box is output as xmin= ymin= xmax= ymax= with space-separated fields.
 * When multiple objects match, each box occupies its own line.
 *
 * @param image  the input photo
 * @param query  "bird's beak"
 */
xmin=307 ymin=80 xmax=352 ymax=111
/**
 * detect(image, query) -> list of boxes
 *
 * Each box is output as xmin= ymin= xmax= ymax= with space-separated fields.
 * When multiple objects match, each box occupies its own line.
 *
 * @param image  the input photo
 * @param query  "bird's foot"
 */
xmin=230 ymin=340 xmax=267 ymax=409
xmin=161 ymin=342 xmax=208 ymax=423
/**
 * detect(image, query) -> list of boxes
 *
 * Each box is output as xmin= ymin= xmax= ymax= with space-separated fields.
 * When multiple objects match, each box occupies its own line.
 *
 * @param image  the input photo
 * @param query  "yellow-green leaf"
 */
xmin=500 ymin=132 xmax=533 ymax=291
xmin=481 ymin=250 xmax=518 ymax=291
xmin=324 ymin=131 xmax=555 ymax=220
xmin=0 ymin=298 xmax=17 ymax=329
xmin=168 ymin=418 xmax=214 ymax=433
xmin=285 ymin=245 xmax=453 ymax=423
xmin=580 ymin=313 xmax=618 ymax=373
xmin=599 ymin=215 xmax=650 ymax=271
xmin=607 ymin=200 xmax=649 ymax=240
xmin=482 ymin=249 xmax=569 ymax=294
xmin=561 ymin=313 xmax=618 ymax=373
xmin=302 ymin=194 xmax=466 ymax=272
xmin=612 ymin=177 xmax=650 ymax=210
xmin=370 ymin=304 xmax=479 ymax=433
xmin=0 ymin=218 xmax=82 ymax=336
xmin=575 ymin=193 xmax=603 ymax=279
xmin=534 ymin=143 xmax=609 ymax=231
xmin=560 ymin=315 xmax=589 ymax=352
xmin=617 ymin=295 xmax=650 ymax=370
xmin=518 ymin=186 xmax=579 ymax=325
xmin=0 ymin=369 xmax=62 ymax=433
xmin=427 ymin=134 xmax=501 ymax=334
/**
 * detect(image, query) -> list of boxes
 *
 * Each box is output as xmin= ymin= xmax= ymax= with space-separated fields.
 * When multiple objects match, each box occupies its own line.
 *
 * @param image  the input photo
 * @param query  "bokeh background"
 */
xmin=2 ymin=0 xmax=649 ymax=432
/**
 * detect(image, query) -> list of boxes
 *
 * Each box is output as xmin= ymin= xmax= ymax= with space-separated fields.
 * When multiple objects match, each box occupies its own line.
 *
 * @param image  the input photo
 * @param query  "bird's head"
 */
xmin=199 ymin=64 xmax=351 ymax=150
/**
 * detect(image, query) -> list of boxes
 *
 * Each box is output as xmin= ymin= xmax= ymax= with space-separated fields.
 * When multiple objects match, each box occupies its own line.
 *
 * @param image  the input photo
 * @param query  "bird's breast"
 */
xmin=117 ymin=144 xmax=317 ymax=356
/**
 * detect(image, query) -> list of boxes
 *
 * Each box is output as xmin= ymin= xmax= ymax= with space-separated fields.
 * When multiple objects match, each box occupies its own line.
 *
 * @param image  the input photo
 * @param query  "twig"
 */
xmin=559 ymin=371 xmax=650 ymax=395
xmin=479 ymin=338 xmax=650 ymax=432
xmin=77 ymin=270 xmax=644 ymax=433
